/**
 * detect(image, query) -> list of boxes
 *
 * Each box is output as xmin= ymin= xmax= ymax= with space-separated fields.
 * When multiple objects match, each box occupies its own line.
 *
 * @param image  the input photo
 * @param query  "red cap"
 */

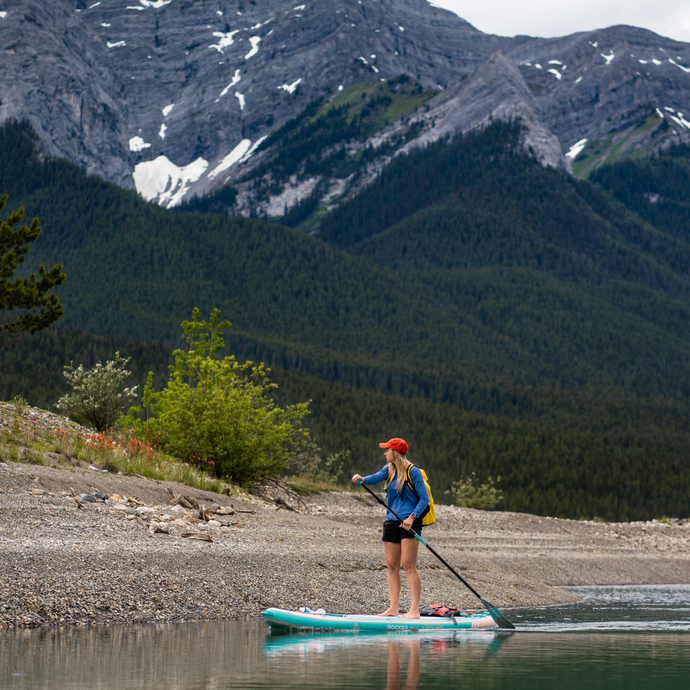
xmin=379 ymin=438 xmax=408 ymax=455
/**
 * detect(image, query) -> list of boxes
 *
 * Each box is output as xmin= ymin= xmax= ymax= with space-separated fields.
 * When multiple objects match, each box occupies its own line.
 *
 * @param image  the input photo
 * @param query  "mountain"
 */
xmin=2 ymin=0 xmax=690 ymax=214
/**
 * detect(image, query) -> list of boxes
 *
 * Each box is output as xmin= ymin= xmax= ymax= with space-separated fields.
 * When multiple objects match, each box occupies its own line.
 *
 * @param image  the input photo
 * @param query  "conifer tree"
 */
xmin=0 ymin=193 xmax=65 ymax=337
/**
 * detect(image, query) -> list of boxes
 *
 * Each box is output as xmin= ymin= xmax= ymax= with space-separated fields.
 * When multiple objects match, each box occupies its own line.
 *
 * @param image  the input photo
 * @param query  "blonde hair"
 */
xmin=384 ymin=450 xmax=412 ymax=493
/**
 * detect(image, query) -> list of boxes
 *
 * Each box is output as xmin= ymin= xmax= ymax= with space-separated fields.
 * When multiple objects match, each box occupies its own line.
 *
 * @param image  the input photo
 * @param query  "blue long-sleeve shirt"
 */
xmin=363 ymin=465 xmax=429 ymax=522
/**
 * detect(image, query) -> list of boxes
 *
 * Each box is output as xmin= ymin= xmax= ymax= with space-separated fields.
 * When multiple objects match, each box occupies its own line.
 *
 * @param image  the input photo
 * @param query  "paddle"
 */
xmin=358 ymin=478 xmax=515 ymax=630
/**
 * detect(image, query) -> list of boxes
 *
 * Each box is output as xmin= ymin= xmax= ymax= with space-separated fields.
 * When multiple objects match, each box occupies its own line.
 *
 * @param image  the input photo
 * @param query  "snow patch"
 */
xmin=89 ymin=2 xmax=101 ymax=8
xmin=220 ymin=70 xmax=242 ymax=97
xmin=210 ymin=30 xmax=240 ymax=53
xmin=208 ymin=140 xmax=252 ymax=180
xmin=158 ymin=124 xmax=167 ymax=140
xmin=359 ymin=56 xmax=368 ymax=64
xmin=294 ymin=4 xmax=305 ymax=10
xmin=534 ymin=64 xmax=542 ymax=69
xmin=548 ymin=69 xmax=562 ymax=80
xmin=101 ymin=22 xmax=111 ymax=27
xmin=251 ymin=18 xmax=273 ymax=30
xmin=239 ymin=136 xmax=268 ymax=165
xmin=162 ymin=104 xmax=174 ymax=117
xmin=279 ymin=78 xmax=302 ymax=94
xmin=589 ymin=41 xmax=598 ymax=48
xmin=372 ymin=65 xmax=379 ymax=73
xmin=0 ymin=12 xmax=7 ymax=18
xmin=398 ymin=25 xmax=404 ymax=31
xmin=127 ymin=5 xmax=145 ymax=9
xmin=133 ymin=156 xmax=208 ymax=208
xmin=668 ymin=113 xmax=690 ymax=129
xmin=651 ymin=59 xmax=662 ymax=66
xmin=129 ymin=136 xmax=151 ymax=152
xmin=601 ymin=52 xmax=615 ymax=64
xmin=236 ymin=92 xmax=246 ymax=110
xmin=575 ymin=76 xmax=583 ymax=83
xmin=669 ymin=59 xmax=690 ymax=74
xmin=338 ymin=85 xmax=343 ymax=91
xmin=245 ymin=36 xmax=261 ymax=60
xmin=217 ymin=11 xmax=223 ymax=16
xmin=548 ymin=60 xmax=563 ymax=65
xmin=137 ymin=0 xmax=174 ymax=8
xmin=656 ymin=108 xmax=665 ymax=119
xmin=565 ymin=138 xmax=587 ymax=159
xmin=639 ymin=59 xmax=648 ymax=64
xmin=107 ymin=41 xmax=127 ymax=49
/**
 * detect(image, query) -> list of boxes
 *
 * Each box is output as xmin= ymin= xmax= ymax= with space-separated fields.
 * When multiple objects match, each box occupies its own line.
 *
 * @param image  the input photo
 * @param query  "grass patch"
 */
xmin=0 ymin=408 xmax=232 ymax=495
xmin=285 ymin=476 xmax=343 ymax=496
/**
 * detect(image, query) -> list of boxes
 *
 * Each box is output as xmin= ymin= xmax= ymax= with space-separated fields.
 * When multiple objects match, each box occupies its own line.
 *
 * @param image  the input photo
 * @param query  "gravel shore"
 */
xmin=1 ymin=458 xmax=688 ymax=629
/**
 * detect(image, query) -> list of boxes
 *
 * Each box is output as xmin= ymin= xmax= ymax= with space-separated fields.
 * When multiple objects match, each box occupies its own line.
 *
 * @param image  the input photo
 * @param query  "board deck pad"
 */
xmin=262 ymin=608 xmax=498 ymax=632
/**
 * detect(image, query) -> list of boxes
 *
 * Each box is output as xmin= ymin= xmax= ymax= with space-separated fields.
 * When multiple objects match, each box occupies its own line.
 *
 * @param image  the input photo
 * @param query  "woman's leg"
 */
xmin=380 ymin=541 xmax=402 ymax=616
xmin=400 ymin=537 xmax=421 ymax=618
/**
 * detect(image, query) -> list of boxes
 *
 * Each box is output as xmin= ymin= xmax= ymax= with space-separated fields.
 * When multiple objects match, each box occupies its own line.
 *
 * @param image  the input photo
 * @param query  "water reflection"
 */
xmin=263 ymin=629 xmax=508 ymax=690
xmin=386 ymin=639 xmax=419 ymax=690
xmin=2 ymin=586 xmax=690 ymax=690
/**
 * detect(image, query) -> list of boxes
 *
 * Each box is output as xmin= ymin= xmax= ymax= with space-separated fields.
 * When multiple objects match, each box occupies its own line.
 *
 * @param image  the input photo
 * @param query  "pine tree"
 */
xmin=0 ymin=193 xmax=65 ymax=337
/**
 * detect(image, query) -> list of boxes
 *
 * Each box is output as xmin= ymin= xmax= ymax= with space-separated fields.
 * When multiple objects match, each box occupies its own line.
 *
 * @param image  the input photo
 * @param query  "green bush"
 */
xmin=56 ymin=352 xmax=138 ymax=431
xmin=445 ymin=472 xmax=503 ymax=510
xmin=125 ymin=309 xmax=311 ymax=486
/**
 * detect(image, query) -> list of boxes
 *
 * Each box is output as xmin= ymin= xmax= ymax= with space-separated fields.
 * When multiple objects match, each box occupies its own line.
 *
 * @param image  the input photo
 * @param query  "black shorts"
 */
xmin=382 ymin=518 xmax=423 ymax=543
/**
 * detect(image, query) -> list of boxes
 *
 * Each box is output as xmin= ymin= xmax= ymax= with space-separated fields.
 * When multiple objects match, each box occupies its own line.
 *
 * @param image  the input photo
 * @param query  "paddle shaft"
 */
xmin=358 ymin=480 xmax=483 ymax=600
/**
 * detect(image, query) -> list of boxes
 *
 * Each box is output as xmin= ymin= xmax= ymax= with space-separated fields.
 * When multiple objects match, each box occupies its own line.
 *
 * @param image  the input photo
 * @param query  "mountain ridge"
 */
xmin=3 ymin=1 xmax=690 ymax=213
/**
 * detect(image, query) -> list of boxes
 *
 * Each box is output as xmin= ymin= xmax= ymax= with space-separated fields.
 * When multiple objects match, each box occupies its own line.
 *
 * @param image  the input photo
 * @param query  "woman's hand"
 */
xmin=352 ymin=473 xmax=364 ymax=484
xmin=401 ymin=515 xmax=415 ymax=531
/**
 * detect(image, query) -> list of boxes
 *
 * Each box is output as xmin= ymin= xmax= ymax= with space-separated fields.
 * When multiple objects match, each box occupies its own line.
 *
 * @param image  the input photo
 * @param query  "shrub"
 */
xmin=56 ymin=352 xmax=138 ymax=431
xmin=445 ymin=472 xmax=503 ymax=510
xmin=125 ymin=309 xmax=311 ymax=486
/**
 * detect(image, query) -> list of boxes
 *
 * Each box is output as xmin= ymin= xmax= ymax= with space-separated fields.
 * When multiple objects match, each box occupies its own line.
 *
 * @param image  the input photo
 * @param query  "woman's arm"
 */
xmin=351 ymin=466 xmax=388 ymax=485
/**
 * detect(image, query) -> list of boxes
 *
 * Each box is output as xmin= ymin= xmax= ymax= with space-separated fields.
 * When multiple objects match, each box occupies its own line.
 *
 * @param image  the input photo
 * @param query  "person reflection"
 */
xmin=386 ymin=639 xmax=420 ymax=690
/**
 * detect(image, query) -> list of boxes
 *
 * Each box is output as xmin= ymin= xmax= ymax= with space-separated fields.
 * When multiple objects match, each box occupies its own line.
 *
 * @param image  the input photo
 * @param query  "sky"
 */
xmin=430 ymin=1 xmax=690 ymax=44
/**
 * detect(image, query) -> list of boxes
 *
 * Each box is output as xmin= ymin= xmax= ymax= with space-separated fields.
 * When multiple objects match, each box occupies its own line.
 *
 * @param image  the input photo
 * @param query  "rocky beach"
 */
xmin=1 ymin=453 xmax=688 ymax=629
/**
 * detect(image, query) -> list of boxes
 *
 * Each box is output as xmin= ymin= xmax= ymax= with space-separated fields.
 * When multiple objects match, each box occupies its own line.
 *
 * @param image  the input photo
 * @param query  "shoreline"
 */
xmin=1 ymin=461 xmax=688 ymax=629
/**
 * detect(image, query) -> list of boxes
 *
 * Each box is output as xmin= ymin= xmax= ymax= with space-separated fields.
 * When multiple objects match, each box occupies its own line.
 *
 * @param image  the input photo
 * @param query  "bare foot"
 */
xmin=401 ymin=611 xmax=420 ymax=619
xmin=378 ymin=608 xmax=400 ymax=617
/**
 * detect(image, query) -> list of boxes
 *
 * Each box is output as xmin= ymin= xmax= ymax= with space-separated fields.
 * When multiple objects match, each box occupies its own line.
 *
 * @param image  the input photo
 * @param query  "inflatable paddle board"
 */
xmin=262 ymin=608 xmax=498 ymax=632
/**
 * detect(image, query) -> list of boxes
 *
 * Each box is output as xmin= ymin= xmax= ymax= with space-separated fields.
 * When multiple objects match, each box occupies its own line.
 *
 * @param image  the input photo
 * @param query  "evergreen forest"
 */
xmin=2 ymin=118 xmax=690 ymax=521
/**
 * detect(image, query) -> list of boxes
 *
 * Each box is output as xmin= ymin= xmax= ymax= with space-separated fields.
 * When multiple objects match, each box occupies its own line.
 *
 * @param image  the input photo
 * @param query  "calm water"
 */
xmin=2 ymin=585 xmax=689 ymax=689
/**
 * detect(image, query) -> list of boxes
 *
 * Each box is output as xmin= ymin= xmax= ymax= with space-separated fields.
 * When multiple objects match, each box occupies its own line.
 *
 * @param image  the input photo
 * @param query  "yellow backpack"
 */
xmin=405 ymin=464 xmax=435 ymax=526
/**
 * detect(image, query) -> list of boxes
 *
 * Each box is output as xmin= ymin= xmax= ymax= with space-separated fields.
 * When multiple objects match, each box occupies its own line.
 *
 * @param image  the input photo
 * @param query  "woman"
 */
xmin=352 ymin=438 xmax=429 ymax=618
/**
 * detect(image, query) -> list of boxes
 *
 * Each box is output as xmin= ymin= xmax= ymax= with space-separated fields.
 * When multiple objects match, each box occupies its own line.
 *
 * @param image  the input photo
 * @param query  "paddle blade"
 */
xmin=480 ymin=598 xmax=515 ymax=630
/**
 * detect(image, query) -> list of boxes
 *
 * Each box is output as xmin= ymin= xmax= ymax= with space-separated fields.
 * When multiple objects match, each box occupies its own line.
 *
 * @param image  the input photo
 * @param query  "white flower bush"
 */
xmin=56 ymin=352 xmax=138 ymax=431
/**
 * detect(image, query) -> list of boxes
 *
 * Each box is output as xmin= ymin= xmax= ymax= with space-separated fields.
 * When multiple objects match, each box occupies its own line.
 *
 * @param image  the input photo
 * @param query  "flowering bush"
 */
xmin=56 ymin=352 xmax=138 ymax=431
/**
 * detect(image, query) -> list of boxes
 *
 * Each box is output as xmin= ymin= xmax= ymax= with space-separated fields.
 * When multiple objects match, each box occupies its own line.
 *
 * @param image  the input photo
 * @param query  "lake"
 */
xmin=2 ymin=585 xmax=689 ymax=689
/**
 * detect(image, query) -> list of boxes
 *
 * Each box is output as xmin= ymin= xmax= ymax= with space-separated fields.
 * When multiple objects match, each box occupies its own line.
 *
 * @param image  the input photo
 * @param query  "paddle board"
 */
xmin=262 ymin=608 xmax=498 ymax=632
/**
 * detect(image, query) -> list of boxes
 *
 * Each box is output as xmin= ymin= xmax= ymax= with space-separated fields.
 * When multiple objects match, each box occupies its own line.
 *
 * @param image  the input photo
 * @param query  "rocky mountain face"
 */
xmin=2 ymin=0 xmax=690 ymax=212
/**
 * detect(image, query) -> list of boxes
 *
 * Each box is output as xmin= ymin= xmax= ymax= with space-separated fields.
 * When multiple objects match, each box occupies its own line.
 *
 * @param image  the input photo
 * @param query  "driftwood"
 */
xmin=262 ymin=476 xmax=309 ymax=513
xmin=185 ymin=495 xmax=201 ymax=511
xmin=165 ymin=488 xmax=194 ymax=509
xmin=198 ymin=505 xmax=210 ymax=522
xmin=69 ymin=487 xmax=86 ymax=509
xmin=181 ymin=532 xmax=213 ymax=542
xmin=148 ymin=522 xmax=169 ymax=535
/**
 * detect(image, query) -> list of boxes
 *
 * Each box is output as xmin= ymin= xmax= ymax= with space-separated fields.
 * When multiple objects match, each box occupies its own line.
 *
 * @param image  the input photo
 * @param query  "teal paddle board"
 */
xmin=262 ymin=608 xmax=498 ymax=632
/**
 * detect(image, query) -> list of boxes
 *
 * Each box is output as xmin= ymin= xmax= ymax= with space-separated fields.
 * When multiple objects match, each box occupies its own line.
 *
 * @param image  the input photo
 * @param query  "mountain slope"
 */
xmin=5 ymin=118 xmax=690 ymax=416
xmin=3 ymin=1 xmax=690 ymax=213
